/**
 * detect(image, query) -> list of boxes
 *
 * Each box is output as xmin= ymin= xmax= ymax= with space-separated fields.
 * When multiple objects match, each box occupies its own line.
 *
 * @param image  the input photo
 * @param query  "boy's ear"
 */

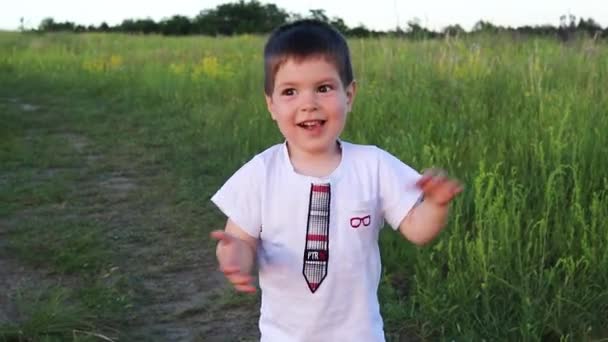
xmin=345 ymin=80 xmax=357 ymax=112
xmin=265 ymin=93 xmax=277 ymax=120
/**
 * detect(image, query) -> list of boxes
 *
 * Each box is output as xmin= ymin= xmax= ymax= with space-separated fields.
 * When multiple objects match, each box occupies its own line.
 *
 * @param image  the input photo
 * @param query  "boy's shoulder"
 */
xmin=252 ymin=142 xmax=285 ymax=163
xmin=342 ymin=140 xmax=394 ymax=163
xmin=238 ymin=143 xmax=285 ymax=172
xmin=342 ymin=140 xmax=380 ymax=154
xmin=343 ymin=141 xmax=417 ymax=175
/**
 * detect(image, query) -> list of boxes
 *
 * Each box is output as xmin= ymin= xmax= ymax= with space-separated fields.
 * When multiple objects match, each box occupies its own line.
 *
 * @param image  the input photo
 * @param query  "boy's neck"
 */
xmin=287 ymin=141 xmax=342 ymax=178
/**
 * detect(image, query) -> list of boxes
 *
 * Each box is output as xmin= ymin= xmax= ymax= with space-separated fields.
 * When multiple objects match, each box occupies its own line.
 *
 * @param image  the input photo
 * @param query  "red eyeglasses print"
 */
xmin=350 ymin=215 xmax=371 ymax=228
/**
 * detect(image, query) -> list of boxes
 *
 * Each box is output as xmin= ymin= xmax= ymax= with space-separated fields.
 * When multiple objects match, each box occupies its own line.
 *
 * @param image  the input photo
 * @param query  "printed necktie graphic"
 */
xmin=302 ymin=183 xmax=331 ymax=293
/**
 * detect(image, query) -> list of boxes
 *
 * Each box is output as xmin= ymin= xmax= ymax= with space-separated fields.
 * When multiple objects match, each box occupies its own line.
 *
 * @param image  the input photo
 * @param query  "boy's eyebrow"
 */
xmin=315 ymin=77 xmax=340 ymax=84
xmin=275 ymin=81 xmax=298 ymax=88
xmin=276 ymin=77 xmax=340 ymax=88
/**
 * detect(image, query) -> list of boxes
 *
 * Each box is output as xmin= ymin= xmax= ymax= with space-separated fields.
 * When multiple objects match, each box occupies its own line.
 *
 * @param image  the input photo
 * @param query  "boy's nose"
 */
xmin=299 ymin=91 xmax=318 ymax=112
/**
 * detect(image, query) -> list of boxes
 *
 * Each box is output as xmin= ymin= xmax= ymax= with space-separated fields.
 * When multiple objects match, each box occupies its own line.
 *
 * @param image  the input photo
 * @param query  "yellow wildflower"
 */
xmin=109 ymin=55 xmax=123 ymax=69
xmin=169 ymin=63 xmax=186 ymax=75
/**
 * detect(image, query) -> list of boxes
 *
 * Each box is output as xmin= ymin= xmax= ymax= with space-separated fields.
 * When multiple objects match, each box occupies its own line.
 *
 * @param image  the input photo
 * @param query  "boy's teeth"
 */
xmin=300 ymin=120 xmax=322 ymax=126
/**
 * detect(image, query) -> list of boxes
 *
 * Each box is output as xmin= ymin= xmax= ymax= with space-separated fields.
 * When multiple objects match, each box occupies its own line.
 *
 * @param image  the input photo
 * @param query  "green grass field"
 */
xmin=1 ymin=32 xmax=607 ymax=341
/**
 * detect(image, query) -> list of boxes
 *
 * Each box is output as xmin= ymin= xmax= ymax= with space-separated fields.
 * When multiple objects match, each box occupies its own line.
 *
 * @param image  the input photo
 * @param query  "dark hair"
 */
xmin=263 ymin=19 xmax=354 ymax=96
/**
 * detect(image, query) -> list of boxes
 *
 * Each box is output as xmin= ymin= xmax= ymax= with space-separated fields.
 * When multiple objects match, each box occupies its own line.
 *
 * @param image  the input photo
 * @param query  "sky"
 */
xmin=1 ymin=0 xmax=607 ymax=32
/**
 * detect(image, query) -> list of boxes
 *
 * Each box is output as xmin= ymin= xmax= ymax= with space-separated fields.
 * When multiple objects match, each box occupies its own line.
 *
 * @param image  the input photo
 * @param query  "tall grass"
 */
xmin=1 ymin=32 xmax=606 ymax=340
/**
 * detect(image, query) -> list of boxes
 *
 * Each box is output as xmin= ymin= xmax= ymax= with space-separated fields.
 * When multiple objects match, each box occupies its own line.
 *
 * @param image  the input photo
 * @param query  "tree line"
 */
xmin=30 ymin=0 xmax=607 ymax=40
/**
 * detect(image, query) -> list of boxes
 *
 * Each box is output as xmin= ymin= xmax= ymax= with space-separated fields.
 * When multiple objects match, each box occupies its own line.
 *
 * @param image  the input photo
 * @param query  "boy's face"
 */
xmin=265 ymin=56 xmax=356 ymax=156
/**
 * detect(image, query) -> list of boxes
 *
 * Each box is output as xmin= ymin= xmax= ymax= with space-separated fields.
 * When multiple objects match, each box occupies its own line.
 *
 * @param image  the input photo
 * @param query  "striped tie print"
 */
xmin=302 ymin=183 xmax=330 ymax=293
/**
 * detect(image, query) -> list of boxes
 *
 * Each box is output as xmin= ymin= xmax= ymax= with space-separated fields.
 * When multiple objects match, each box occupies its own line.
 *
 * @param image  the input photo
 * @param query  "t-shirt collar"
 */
xmin=281 ymin=139 xmax=346 ymax=184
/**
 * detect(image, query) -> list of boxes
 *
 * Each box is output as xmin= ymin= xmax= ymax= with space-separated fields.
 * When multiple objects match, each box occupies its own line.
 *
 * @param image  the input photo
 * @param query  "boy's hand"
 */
xmin=210 ymin=230 xmax=257 ymax=293
xmin=416 ymin=168 xmax=463 ymax=207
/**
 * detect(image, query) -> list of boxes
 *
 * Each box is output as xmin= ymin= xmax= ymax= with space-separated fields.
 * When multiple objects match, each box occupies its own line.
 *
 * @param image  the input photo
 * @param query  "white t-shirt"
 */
xmin=211 ymin=140 xmax=423 ymax=342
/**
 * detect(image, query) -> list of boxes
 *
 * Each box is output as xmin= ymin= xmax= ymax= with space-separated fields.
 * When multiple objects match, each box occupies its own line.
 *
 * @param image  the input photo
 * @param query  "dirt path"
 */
xmin=0 ymin=98 xmax=260 ymax=341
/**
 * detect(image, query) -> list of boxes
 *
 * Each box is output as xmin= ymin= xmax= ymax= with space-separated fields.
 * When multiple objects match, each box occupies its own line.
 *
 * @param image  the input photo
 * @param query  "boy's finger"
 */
xmin=210 ymin=230 xmax=234 ymax=244
xmin=442 ymin=181 xmax=462 ymax=197
xmin=416 ymin=175 xmax=432 ymax=188
xmin=433 ymin=181 xmax=463 ymax=205
xmin=440 ymin=181 xmax=461 ymax=198
xmin=450 ymin=181 xmax=464 ymax=195
xmin=226 ymin=272 xmax=252 ymax=282
xmin=229 ymin=274 xmax=254 ymax=286
xmin=234 ymin=284 xmax=257 ymax=293
xmin=220 ymin=266 xmax=240 ymax=274
xmin=422 ymin=176 xmax=447 ymax=194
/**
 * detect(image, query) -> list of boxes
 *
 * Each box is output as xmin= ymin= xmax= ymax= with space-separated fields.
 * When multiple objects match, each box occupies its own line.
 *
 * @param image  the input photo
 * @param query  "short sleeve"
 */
xmin=210 ymin=156 xmax=264 ymax=238
xmin=377 ymin=148 xmax=424 ymax=230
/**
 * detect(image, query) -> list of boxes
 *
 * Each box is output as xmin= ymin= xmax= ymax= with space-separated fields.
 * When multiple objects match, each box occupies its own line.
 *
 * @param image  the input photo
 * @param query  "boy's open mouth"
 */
xmin=297 ymin=120 xmax=326 ymax=130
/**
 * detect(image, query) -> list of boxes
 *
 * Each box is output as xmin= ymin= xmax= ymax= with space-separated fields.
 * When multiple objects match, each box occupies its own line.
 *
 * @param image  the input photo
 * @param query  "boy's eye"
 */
xmin=318 ymin=84 xmax=333 ymax=93
xmin=281 ymin=88 xmax=296 ymax=96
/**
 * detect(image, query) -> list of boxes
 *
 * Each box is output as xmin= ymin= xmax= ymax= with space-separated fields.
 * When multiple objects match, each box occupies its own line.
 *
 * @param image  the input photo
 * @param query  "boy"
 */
xmin=210 ymin=19 xmax=462 ymax=341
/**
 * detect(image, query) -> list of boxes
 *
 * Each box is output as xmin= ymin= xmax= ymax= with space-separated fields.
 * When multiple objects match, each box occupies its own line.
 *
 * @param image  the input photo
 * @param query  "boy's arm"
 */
xmin=211 ymin=218 xmax=258 ymax=292
xmin=398 ymin=170 xmax=462 ymax=246
xmin=398 ymin=201 xmax=449 ymax=245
